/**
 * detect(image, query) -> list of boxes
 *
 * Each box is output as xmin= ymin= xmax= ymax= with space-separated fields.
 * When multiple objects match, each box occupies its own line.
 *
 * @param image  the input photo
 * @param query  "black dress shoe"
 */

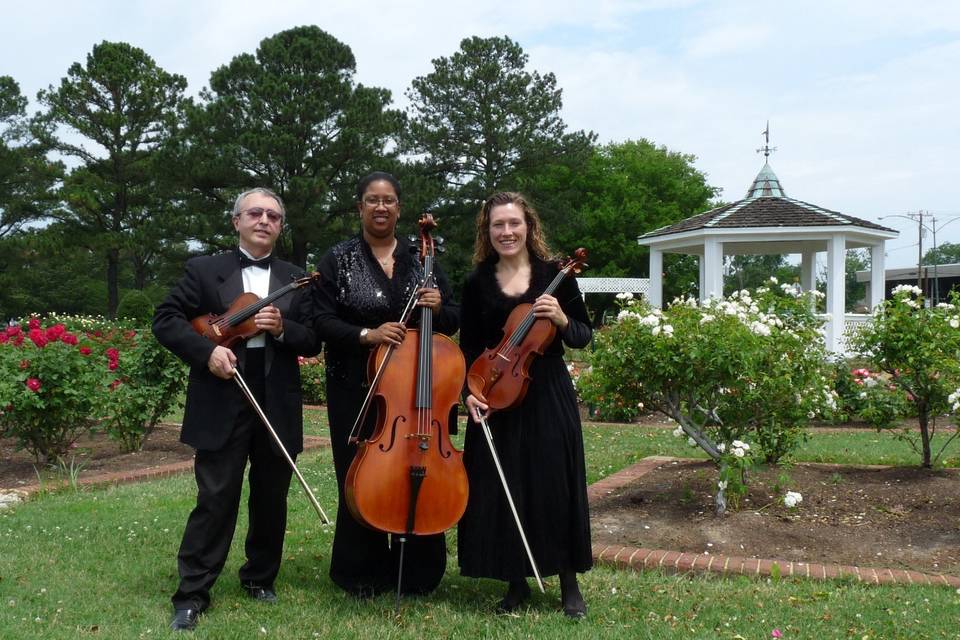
xmin=170 ymin=608 xmax=201 ymax=631
xmin=243 ymin=585 xmax=278 ymax=603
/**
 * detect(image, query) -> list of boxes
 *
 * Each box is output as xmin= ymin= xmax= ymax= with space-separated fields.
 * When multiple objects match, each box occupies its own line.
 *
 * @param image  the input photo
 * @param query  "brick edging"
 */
xmin=589 ymin=456 xmax=960 ymax=589
xmin=10 ymin=435 xmax=331 ymax=497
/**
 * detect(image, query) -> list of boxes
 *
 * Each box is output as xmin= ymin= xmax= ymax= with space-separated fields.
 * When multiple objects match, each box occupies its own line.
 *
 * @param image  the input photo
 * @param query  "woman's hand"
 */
xmin=363 ymin=321 xmax=406 ymax=346
xmin=465 ymin=394 xmax=489 ymax=423
xmin=416 ymin=287 xmax=442 ymax=315
xmin=532 ymin=294 xmax=568 ymax=330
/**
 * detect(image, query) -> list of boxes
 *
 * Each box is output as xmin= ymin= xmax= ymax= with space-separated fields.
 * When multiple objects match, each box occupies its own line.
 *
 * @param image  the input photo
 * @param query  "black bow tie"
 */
xmin=239 ymin=253 xmax=275 ymax=269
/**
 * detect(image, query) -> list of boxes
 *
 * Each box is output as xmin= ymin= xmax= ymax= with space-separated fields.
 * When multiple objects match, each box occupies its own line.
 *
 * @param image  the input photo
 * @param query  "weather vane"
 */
xmin=757 ymin=120 xmax=777 ymax=159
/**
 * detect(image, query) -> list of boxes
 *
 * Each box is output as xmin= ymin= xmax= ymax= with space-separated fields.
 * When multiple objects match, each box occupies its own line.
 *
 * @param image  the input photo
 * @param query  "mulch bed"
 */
xmin=591 ymin=458 xmax=960 ymax=575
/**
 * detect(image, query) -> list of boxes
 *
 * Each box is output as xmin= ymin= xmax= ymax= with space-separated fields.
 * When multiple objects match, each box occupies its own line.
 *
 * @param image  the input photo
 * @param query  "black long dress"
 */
xmin=457 ymin=255 xmax=593 ymax=581
xmin=313 ymin=234 xmax=460 ymax=595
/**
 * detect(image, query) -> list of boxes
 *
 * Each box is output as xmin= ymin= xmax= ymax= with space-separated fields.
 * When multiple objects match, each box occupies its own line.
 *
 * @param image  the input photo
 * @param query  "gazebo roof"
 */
xmin=638 ymin=162 xmax=896 ymax=240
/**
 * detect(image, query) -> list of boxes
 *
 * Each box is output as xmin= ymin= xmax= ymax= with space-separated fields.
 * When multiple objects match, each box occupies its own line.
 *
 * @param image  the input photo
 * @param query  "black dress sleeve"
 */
xmin=556 ymin=275 xmax=592 ymax=350
xmin=458 ymin=271 xmax=486 ymax=366
xmin=430 ymin=261 xmax=460 ymax=337
xmin=312 ymin=249 xmax=364 ymax=345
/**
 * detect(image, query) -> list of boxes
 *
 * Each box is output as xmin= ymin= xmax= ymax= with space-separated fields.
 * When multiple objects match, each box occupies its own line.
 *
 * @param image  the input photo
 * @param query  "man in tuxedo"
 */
xmin=153 ymin=188 xmax=319 ymax=632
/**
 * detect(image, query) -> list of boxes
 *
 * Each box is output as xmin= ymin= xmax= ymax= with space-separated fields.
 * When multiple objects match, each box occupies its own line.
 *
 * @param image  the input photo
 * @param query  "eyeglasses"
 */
xmin=362 ymin=196 xmax=398 ymax=207
xmin=242 ymin=207 xmax=283 ymax=223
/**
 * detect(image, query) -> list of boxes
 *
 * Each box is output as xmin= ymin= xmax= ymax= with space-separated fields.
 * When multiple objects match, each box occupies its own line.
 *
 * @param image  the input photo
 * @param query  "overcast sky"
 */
xmin=7 ymin=0 xmax=959 ymax=267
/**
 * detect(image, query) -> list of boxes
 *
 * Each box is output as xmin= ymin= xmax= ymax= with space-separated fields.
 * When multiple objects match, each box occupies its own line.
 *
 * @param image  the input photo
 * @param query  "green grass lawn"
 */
xmin=1 ymin=413 xmax=959 ymax=639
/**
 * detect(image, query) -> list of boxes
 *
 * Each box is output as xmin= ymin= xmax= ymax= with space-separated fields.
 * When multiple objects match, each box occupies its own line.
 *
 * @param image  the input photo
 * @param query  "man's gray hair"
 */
xmin=231 ymin=188 xmax=286 ymax=219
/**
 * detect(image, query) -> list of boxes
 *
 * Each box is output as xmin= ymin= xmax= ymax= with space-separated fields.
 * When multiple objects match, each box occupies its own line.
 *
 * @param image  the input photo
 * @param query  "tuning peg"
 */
xmin=435 ymin=236 xmax=445 ymax=245
xmin=408 ymin=234 xmax=417 ymax=243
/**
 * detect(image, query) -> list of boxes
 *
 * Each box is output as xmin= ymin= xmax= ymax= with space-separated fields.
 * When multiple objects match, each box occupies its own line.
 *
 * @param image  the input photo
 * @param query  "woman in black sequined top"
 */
xmin=313 ymin=172 xmax=459 ymax=596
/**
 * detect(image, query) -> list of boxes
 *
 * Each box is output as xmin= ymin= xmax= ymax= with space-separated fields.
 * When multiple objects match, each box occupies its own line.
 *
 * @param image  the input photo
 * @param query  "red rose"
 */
xmin=0 ymin=333 xmax=7 ymax=344
xmin=109 ymin=378 xmax=123 ymax=390
xmin=79 ymin=346 xmax=92 ymax=356
xmin=45 ymin=324 xmax=66 ymax=340
xmin=12 ymin=335 xmax=23 ymax=346
xmin=61 ymin=333 xmax=78 ymax=345
xmin=106 ymin=347 xmax=119 ymax=360
xmin=28 ymin=317 xmax=40 ymax=330
xmin=26 ymin=378 xmax=41 ymax=392
xmin=124 ymin=330 xmax=137 ymax=339
xmin=108 ymin=360 xmax=118 ymax=371
xmin=28 ymin=329 xmax=48 ymax=348
xmin=6 ymin=325 xmax=22 ymax=337
xmin=19 ymin=359 xmax=29 ymax=370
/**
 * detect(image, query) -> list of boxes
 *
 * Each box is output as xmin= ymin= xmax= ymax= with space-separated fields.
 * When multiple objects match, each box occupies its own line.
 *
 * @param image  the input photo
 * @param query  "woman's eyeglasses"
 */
xmin=242 ymin=207 xmax=283 ymax=223
xmin=363 ymin=196 xmax=398 ymax=207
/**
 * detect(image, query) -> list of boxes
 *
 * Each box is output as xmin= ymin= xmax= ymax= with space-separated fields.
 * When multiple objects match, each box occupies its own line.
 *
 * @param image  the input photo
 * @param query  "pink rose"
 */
xmin=26 ymin=378 xmax=41 ymax=392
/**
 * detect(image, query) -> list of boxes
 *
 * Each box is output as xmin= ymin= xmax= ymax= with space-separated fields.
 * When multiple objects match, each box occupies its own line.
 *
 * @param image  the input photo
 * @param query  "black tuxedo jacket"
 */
xmin=153 ymin=251 xmax=320 ymax=453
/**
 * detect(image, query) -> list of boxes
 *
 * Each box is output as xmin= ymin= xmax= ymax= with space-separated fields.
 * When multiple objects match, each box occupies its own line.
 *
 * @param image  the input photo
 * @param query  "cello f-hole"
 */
xmin=378 ymin=415 xmax=405 ymax=453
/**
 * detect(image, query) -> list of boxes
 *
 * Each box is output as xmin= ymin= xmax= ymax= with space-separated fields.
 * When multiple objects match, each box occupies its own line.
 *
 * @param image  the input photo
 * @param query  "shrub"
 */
xmin=0 ymin=318 xmax=110 ymax=463
xmin=300 ymin=356 xmax=326 ymax=405
xmin=100 ymin=329 xmax=186 ymax=452
xmin=585 ymin=283 xmax=835 ymax=513
xmin=116 ymin=290 xmax=156 ymax=321
xmin=849 ymin=285 xmax=960 ymax=467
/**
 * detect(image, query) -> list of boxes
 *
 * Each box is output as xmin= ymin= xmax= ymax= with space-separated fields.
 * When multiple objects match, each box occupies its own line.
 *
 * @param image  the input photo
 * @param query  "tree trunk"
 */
xmin=107 ymin=248 xmax=120 ymax=318
xmin=291 ymin=234 xmax=308 ymax=270
xmin=919 ymin=405 xmax=932 ymax=468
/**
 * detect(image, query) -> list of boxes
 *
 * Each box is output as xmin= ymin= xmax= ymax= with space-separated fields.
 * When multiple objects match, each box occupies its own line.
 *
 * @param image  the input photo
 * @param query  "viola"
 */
xmin=466 ymin=248 xmax=588 ymax=412
xmin=190 ymin=272 xmax=320 ymax=348
xmin=345 ymin=214 xmax=468 ymax=536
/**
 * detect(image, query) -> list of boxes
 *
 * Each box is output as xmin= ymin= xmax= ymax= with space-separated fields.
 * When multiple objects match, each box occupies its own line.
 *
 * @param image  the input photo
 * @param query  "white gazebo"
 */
xmin=637 ymin=161 xmax=898 ymax=353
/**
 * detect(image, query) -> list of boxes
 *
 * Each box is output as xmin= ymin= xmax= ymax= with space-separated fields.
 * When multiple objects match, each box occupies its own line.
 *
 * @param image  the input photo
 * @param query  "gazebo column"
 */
xmin=825 ymin=235 xmax=846 ymax=353
xmin=870 ymin=243 xmax=885 ymax=310
xmin=801 ymin=251 xmax=817 ymax=312
xmin=701 ymin=238 xmax=724 ymax=301
xmin=648 ymin=248 xmax=663 ymax=309
xmin=800 ymin=251 xmax=817 ymax=292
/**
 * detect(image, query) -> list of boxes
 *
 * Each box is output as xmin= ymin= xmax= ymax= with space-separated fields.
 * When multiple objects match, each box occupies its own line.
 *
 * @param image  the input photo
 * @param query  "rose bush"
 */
xmin=0 ymin=318 xmax=109 ymax=462
xmin=849 ymin=285 xmax=960 ymax=467
xmin=0 ymin=314 xmax=187 ymax=460
xmin=299 ymin=356 xmax=326 ymax=406
xmin=582 ymin=282 xmax=834 ymax=513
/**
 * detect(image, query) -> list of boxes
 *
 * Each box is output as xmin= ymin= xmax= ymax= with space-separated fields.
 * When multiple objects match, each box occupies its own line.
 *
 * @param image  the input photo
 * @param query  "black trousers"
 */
xmin=171 ymin=349 xmax=294 ymax=611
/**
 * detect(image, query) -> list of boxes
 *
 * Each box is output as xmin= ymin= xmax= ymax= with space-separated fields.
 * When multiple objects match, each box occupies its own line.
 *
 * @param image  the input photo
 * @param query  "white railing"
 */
xmin=817 ymin=313 xmax=872 ymax=356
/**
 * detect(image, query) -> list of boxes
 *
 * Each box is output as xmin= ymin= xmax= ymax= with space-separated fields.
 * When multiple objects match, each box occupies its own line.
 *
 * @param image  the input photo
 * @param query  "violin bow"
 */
xmin=477 ymin=411 xmax=545 ymax=593
xmin=233 ymin=368 xmax=331 ymax=524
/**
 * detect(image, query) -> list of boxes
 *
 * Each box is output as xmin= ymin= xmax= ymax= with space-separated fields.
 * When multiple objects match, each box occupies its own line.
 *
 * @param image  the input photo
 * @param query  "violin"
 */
xmin=466 ymin=248 xmax=588 ymax=412
xmin=345 ymin=214 xmax=468 ymax=536
xmin=190 ymin=273 xmax=321 ymax=347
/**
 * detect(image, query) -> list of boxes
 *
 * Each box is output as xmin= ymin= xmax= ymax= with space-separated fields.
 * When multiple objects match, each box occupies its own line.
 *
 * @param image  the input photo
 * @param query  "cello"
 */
xmin=344 ymin=214 xmax=468 ymax=606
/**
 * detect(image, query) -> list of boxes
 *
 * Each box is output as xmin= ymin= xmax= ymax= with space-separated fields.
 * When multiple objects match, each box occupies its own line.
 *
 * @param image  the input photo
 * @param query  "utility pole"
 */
xmin=917 ymin=209 xmax=924 ymax=292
